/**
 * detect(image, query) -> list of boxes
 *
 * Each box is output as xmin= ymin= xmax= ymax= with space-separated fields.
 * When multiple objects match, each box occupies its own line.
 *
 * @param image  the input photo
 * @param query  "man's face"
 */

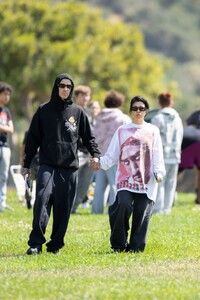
xmin=121 ymin=144 xmax=141 ymax=182
xmin=75 ymin=92 xmax=90 ymax=108
xmin=58 ymin=78 xmax=73 ymax=100
xmin=0 ymin=91 xmax=11 ymax=106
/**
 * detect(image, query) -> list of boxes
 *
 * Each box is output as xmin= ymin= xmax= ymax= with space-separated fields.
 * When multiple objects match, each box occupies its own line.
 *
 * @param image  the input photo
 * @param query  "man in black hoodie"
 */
xmin=21 ymin=73 xmax=101 ymax=255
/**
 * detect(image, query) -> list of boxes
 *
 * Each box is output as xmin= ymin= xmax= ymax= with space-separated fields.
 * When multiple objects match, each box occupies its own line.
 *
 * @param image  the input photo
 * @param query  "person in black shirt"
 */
xmin=21 ymin=73 xmax=100 ymax=255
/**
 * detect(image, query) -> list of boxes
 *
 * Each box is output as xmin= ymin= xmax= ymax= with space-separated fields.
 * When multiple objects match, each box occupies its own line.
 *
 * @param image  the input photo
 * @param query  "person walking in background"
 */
xmin=21 ymin=74 xmax=100 ymax=255
xmin=71 ymin=85 xmax=97 ymax=213
xmin=87 ymin=101 xmax=101 ymax=126
xmin=151 ymin=92 xmax=183 ymax=214
xmin=90 ymin=96 xmax=165 ymax=253
xmin=20 ymin=130 xmax=39 ymax=208
xmin=0 ymin=82 xmax=14 ymax=212
xmin=178 ymin=108 xmax=200 ymax=204
xmin=92 ymin=90 xmax=131 ymax=214
xmin=81 ymin=100 xmax=101 ymax=208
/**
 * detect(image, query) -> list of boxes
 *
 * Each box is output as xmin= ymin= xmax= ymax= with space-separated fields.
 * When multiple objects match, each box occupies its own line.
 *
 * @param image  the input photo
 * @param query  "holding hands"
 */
xmin=89 ymin=157 xmax=101 ymax=170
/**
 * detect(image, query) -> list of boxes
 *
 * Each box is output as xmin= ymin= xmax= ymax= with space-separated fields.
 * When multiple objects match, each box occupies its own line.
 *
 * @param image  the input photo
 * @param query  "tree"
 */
xmin=84 ymin=0 xmax=200 ymax=119
xmin=0 ymin=0 xmax=171 ymax=121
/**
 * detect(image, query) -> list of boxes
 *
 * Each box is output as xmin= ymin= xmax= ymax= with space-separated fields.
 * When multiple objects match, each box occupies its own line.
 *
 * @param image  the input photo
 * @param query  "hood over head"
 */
xmin=161 ymin=107 xmax=179 ymax=121
xmin=50 ymin=73 xmax=74 ymax=107
xmin=96 ymin=108 xmax=123 ymax=123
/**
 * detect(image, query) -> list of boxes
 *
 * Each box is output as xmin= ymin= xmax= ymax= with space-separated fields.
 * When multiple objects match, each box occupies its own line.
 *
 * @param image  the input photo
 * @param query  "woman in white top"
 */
xmin=90 ymin=96 xmax=165 ymax=253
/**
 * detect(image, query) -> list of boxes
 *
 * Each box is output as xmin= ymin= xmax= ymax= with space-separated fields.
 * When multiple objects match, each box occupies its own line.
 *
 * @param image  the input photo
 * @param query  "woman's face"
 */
xmin=130 ymin=101 xmax=147 ymax=124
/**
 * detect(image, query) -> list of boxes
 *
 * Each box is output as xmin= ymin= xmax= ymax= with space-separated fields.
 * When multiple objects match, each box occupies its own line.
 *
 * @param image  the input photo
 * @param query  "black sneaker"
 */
xmin=47 ymin=248 xmax=59 ymax=254
xmin=26 ymin=247 xmax=42 ymax=255
xmin=195 ymin=198 xmax=200 ymax=204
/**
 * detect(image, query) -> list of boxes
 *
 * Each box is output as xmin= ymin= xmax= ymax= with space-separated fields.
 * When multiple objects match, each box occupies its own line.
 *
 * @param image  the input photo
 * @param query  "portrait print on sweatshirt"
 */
xmin=117 ymin=127 xmax=152 ymax=192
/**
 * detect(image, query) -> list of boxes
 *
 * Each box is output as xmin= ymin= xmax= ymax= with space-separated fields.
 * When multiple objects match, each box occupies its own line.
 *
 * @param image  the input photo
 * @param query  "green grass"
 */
xmin=0 ymin=189 xmax=200 ymax=300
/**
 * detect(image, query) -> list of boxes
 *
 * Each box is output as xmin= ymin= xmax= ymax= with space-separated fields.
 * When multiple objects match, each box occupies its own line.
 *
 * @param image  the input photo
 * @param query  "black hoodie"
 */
xmin=23 ymin=73 xmax=100 ymax=169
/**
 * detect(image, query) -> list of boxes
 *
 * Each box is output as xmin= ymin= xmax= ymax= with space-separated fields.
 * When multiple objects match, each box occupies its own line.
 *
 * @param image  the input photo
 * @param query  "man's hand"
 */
xmin=21 ymin=167 xmax=31 ymax=179
xmin=88 ymin=157 xmax=100 ymax=170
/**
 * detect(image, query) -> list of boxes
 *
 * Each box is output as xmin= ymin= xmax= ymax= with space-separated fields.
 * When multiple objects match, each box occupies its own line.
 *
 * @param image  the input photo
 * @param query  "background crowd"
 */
xmin=1 ymin=76 xmax=200 ymax=254
xmin=1 ymin=79 xmax=200 ymax=215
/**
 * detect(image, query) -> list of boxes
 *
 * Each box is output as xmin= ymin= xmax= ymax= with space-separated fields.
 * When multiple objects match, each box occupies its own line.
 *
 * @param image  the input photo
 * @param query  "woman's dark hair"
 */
xmin=186 ymin=109 xmax=200 ymax=128
xmin=129 ymin=96 xmax=149 ymax=112
xmin=104 ymin=90 xmax=125 ymax=108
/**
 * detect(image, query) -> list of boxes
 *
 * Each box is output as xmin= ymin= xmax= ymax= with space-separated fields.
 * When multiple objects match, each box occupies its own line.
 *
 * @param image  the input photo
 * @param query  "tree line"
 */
xmin=0 ymin=0 xmax=174 ymax=126
xmin=83 ymin=0 xmax=200 ymax=119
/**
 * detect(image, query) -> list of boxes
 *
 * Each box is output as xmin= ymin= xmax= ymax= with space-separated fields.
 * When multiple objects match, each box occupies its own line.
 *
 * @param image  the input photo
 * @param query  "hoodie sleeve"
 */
xmin=79 ymin=110 xmax=101 ymax=158
xmin=23 ymin=108 xmax=42 ymax=168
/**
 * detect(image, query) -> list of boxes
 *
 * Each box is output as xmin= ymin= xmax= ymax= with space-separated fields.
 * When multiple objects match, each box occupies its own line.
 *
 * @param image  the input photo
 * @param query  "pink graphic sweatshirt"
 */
xmin=100 ymin=122 xmax=166 ymax=201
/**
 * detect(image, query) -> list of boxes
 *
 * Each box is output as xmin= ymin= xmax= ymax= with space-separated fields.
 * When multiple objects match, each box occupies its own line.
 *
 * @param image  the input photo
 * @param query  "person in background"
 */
xmin=20 ymin=130 xmax=39 ymax=208
xmin=92 ymin=90 xmax=131 ymax=214
xmin=71 ymin=85 xmax=97 ymax=213
xmin=21 ymin=74 xmax=100 ymax=255
xmin=178 ymin=109 xmax=200 ymax=204
xmin=151 ymin=92 xmax=183 ymax=214
xmin=87 ymin=101 xmax=101 ymax=126
xmin=0 ymin=82 xmax=14 ymax=212
xmin=90 ymin=96 xmax=165 ymax=253
xmin=81 ymin=100 xmax=101 ymax=208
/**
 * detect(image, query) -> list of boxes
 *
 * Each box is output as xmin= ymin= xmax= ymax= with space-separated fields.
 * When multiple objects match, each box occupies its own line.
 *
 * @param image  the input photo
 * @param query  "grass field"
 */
xmin=0 ymin=189 xmax=200 ymax=300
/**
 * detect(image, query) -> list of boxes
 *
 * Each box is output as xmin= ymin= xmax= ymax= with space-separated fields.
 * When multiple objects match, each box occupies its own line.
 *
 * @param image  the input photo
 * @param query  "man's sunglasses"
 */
xmin=131 ymin=106 xmax=146 ymax=112
xmin=58 ymin=83 xmax=73 ymax=89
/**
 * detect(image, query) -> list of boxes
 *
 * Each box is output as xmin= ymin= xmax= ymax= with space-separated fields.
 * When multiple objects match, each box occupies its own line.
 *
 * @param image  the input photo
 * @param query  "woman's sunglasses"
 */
xmin=131 ymin=106 xmax=146 ymax=112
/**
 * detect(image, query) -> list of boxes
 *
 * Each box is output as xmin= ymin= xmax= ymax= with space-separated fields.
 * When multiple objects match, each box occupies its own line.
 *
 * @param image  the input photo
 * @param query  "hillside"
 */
xmin=81 ymin=0 xmax=200 ymax=119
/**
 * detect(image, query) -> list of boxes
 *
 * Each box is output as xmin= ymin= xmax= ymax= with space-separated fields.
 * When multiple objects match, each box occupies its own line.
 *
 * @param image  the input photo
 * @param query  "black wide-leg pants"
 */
xmin=108 ymin=190 xmax=154 ymax=252
xmin=28 ymin=164 xmax=77 ymax=251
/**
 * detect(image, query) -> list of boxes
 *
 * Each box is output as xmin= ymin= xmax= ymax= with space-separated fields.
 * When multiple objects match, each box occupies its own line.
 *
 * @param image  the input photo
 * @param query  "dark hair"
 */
xmin=186 ymin=109 xmax=200 ymax=128
xmin=104 ymin=90 xmax=125 ymax=108
xmin=129 ymin=96 xmax=149 ymax=112
xmin=0 ymin=82 xmax=13 ymax=94
xmin=158 ymin=92 xmax=173 ymax=107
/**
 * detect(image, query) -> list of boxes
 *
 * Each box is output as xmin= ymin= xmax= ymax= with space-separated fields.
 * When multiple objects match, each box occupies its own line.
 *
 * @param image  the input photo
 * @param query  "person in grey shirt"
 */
xmin=151 ymin=92 xmax=183 ymax=214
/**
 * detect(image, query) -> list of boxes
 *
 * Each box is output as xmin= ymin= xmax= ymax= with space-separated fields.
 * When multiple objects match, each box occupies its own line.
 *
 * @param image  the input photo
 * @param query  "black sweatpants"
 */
xmin=28 ymin=164 xmax=77 ymax=251
xmin=108 ymin=190 xmax=154 ymax=252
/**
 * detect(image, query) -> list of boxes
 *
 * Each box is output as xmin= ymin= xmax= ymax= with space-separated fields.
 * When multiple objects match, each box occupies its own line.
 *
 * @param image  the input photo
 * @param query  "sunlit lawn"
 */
xmin=0 ymin=188 xmax=200 ymax=300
